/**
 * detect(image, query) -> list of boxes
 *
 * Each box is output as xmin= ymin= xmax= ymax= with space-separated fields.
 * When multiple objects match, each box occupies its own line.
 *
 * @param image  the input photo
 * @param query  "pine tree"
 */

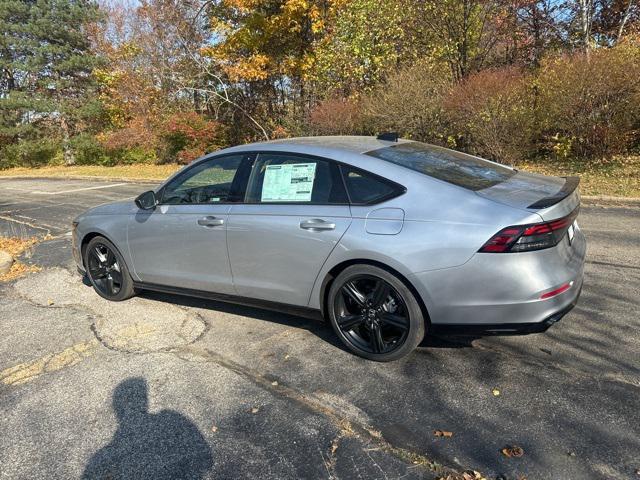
xmin=0 ymin=0 xmax=102 ymax=167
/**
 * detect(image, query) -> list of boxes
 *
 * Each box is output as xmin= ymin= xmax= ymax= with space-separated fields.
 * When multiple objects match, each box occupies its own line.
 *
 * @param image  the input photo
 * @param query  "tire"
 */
xmin=327 ymin=264 xmax=425 ymax=361
xmin=83 ymin=235 xmax=136 ymax=301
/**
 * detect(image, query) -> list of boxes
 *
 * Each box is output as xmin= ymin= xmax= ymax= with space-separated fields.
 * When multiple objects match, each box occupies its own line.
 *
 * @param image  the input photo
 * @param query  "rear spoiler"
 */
xmin=528 ymin=176 xmax=580 ymax=209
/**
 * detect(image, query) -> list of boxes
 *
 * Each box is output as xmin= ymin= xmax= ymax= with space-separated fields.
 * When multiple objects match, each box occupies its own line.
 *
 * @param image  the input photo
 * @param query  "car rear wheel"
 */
xmin=328 ymin=265 xmax=425 ymax=361
xmin=84 ymin=236 xmax=136 ymax=301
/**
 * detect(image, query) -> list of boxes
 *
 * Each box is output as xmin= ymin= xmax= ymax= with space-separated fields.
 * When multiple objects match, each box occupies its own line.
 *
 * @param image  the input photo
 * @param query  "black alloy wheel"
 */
xmin=328 ymin=265 xmax=425 ymax=361
xmin=88 ymin=242 xmax=123 ymax=297
xmin=84 ymin=236 xmax=135 ymax=301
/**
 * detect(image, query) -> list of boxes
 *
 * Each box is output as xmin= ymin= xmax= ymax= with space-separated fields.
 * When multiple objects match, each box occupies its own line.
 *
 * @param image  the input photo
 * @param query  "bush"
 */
xmin=0 ymin=139 xmax=61 ymax=169
xmin=536 ymin=42 xmax=640 ymax=159
xmin=361 ymin=61 xmax=451 ymax=143
xmin=69 ymin=134 xmax=110 ymax=165
xmin=308 ymin=97 xmax=366 ymax=136
xmin=444 ymin=67 xmax=536 ymax=164
xmin=159 ymin=112 xmax=226 ymax=164
xmin=106 ymin=146 xmax=157 ymax=165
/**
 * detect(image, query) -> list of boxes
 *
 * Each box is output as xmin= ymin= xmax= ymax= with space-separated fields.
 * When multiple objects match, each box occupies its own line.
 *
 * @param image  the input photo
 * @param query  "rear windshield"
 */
xmin=366 ymin=142 xmax=516 ymax=191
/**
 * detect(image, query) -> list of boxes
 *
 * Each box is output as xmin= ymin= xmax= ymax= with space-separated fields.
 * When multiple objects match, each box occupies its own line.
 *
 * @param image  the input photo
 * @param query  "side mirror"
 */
xmin=135 ymin=190 xmax=158 ymax=210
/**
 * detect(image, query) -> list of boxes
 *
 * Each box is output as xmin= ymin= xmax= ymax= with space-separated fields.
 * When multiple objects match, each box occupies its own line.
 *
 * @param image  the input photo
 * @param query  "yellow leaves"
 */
xmin=309 ymin=4 xmax=324 ymax=33
xmin=205 ymin=0 xmax=330 ymax=83
xmin=434 ymin=430 xmax=453 ymax=437
xmin=118 ymin=42 xmax=143 ymax=60
xmin=224 ymin=54 xmax=270 ymax=82
xmin=492 ymin=388 xmax=500 ymax=396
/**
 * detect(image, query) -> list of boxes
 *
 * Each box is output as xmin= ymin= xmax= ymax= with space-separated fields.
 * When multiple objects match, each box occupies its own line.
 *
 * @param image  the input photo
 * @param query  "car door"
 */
xmin=227 ymin=152 xmax=352 ymax=306
xmin=127 ymin=153 xmax=254 ymax=293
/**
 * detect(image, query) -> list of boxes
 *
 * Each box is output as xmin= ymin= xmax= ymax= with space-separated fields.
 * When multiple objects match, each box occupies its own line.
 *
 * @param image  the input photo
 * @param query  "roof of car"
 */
xmin=232 ymin=136 xmax=413 ymax=155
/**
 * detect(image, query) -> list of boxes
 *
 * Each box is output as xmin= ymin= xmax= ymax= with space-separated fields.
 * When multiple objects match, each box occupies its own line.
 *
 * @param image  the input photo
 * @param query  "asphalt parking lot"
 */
xmin=1 ymin=177 xmax=639 ymax=480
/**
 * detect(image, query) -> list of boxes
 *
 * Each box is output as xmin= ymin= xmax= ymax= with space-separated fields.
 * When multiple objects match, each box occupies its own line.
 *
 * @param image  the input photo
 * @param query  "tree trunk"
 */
xmin=578 ymin=0 xmax=594 ymax=50
xmin=617 ymin=0 xmax=636 ymax=43
xmin=60 ymin=117 xmax=75 ymax=166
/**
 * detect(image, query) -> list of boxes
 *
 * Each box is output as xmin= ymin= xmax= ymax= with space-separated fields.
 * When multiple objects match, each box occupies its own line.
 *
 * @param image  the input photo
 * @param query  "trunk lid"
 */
xmin=476 ymin=170 xmax=580 ymax=220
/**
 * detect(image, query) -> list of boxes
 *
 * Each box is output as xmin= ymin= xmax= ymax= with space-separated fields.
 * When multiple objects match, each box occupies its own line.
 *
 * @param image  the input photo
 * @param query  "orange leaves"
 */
xmin=434 ymin=430 xmax=454 ymax=438
xmin=161 ymin=112 xmax=225 ymax=164
xmin=501 ymin=446 xmax=525 ymax=458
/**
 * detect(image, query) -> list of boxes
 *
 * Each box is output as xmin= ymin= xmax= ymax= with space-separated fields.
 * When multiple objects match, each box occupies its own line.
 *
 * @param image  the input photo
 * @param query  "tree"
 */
xmin=309 ymin=0 xmax=416 ymax=96
xmin=410 ymin=0 xmax=508 ymax=81
xmin=593 ymin=0 xmax=640 ymax=44
xmin=198 ymin=0 xmax=326 ymax=139
xmin=509 ymin=1 xmax=568 ymax=67
xmin=0 ymin=0 xmax=102 ymax=167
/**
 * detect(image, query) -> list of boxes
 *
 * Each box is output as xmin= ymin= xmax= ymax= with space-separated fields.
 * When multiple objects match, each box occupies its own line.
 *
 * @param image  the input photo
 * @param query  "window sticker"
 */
xmin=261 ymin=163 xmax=317 ymax=202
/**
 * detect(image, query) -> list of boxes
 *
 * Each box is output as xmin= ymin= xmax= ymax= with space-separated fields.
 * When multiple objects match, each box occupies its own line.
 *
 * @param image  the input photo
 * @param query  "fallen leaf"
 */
xmin=461 ymin=470 xmax=486 ymax=480
xmin=211 ymin=425 xmax=218 ymax=433
xmin=47 ymin=299 xmax=54 ymax=306
xmin=250 ymin=407 xmax=259 ymax=414
xmin=502 ymin=446 xmax=524 ymax=458
xmin=434 ymin=430 xmax=454 ymax=437
xmin=492 ymin=388 xmax=500 ymax=396
xmin=271 ymin=380 xmax=278 ymax=386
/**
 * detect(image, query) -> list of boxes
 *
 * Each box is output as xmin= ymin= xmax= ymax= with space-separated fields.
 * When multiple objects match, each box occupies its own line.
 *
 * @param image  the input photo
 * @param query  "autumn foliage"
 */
xmin=161 ymin=113 xmax=225 ymax=164
xmin=2 ymin=0 xmax=640 ymax=168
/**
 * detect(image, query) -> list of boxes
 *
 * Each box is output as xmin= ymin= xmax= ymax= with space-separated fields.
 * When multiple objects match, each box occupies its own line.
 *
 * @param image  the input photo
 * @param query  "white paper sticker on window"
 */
xmin=261 ymin=163 xmax=316 ymax=202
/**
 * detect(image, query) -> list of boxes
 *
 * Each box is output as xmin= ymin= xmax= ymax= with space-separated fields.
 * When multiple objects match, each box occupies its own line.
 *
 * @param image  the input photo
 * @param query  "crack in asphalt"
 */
xmin=0 ymin=214 xmax=52 ymax=235
xmin=585 ymin=259 xmax=640 ymax=271
xmin=173 ymin=345 xmax=459 ymax=479
xmin=4 ymin=268 xmax=637 ymax=479
xmin=0 ymin=287 xmax=461 ymax=477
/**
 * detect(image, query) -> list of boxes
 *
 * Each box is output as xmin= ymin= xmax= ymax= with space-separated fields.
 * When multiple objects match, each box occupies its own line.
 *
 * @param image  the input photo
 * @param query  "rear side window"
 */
xmin=341 ymin=166 xmax=403 ymax=205
xmin=366 ymin=141 xmax=516 ymax=191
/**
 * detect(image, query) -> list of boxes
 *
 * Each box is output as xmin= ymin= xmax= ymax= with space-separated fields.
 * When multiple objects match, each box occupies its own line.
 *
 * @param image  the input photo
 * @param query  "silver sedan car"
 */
xmin=73 ymin=136 xmax=585 ymax=361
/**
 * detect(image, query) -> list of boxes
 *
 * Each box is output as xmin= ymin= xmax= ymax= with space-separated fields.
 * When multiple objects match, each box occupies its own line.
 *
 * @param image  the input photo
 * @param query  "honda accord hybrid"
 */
xmin=72 ymin=135 xmax=585 ymax=361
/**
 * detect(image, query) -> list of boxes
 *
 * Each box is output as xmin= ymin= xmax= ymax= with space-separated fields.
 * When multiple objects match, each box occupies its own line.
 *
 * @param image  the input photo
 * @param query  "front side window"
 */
xmin=246 ymin=153 xmax=348 ymax=204
xmin=366 ymin=141 xmax=516 ymax=191
xmin=161 ymin=154 xmax=251 ymax=204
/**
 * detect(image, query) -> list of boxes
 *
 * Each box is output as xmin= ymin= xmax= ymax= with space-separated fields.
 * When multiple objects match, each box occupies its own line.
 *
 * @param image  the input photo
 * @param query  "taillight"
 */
xmin=479 ymin=208 xmax=579 ymax=253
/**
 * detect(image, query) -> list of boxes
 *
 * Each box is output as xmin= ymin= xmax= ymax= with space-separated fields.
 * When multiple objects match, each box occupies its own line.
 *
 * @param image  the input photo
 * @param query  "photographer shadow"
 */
xmin=83 ymin=377 xmax=213 ymax=480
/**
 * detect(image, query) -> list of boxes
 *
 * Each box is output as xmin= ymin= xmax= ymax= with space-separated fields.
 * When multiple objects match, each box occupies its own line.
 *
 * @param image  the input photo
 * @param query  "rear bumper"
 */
xmin=431 ymin=284 xmax=581 ymax=336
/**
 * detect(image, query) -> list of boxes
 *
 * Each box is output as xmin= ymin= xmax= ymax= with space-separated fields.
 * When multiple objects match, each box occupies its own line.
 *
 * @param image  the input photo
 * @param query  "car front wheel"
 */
xmin=328 ymin=265 xmax=425 ymax=361
xmin=84 ymin=236 xmax=136 ymax=301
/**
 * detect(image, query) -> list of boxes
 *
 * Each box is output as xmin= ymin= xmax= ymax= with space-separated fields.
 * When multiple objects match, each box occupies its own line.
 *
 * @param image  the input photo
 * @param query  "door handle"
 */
xmin=299 ymin=219 xmax=336 ymax=231
xmin=197 ymin=216 xmax=225 ymax=227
